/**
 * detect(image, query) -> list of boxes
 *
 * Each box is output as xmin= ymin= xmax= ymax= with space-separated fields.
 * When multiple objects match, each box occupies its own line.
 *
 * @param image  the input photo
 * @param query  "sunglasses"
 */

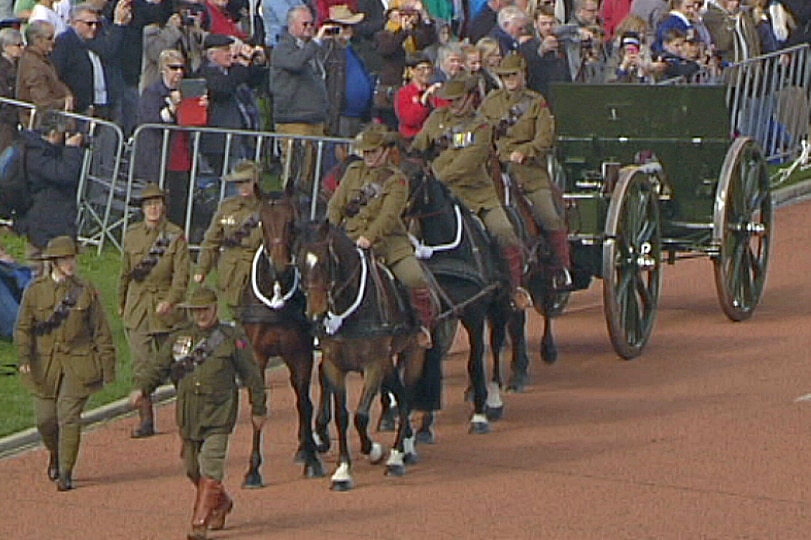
xmin=166 ymin=64 xmax=185 ymax=70
xmin=301 ymin=21 xmax=314 ymax=27
xmin=79 ymin=20 xmax=100 ymax=27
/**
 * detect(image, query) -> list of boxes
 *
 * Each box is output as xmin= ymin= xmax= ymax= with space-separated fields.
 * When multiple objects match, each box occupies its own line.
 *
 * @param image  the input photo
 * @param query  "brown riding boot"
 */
xmin=208 ymin=482 xmax=234 ymax=531
xmin=188 ymin=477 xmax=218 ymax=540
xmin=409 ymin=287 xmax=435 ymax=348
xmin=547 ymin=230 xmax=572 ymax=289
xmin=501 ymin=245 xmax=532 ymax=310
xmin=131 ymin=396 xmax=155 ymax=438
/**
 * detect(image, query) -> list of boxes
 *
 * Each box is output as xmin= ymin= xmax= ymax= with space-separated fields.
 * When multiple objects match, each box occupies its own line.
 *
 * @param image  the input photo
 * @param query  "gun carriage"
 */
xmin=551 ymin=84 xmax=772 ymax=359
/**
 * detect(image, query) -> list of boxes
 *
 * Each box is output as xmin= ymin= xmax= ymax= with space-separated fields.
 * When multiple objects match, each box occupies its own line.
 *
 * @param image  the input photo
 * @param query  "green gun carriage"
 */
xmin=550 ymin=84 xmax=772 ymax=359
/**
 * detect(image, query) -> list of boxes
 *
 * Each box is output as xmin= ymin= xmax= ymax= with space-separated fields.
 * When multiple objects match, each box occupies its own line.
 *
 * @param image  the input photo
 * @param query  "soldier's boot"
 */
xmin=546 ymin=230 xmax=572 ymax=289
xmin=188 ymin=477 xmax=218 ymax=540
xmin=47 ymin=450 xmax=59 ymax=482
xmin=409 ymin=287 xmax=435 ymax=349
xmin=502 ymin=245 xmax=532 ymax=310
xmin=131 ymin=396 xmax=155 ymax=438
xmin=57 ymin=423 xmax=80 ymax=492
xmin=208 ymin=482 xmax=234 ymax=531
xmin=56 ymin=471 xmax=73 ymax=492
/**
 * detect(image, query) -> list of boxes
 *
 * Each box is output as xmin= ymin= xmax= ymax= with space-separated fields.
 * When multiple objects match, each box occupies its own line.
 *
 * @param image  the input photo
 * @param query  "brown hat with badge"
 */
xmin=435 ymin=75 xmax=479 ymax=100
xmin=223 ymin=159 xmax=262 ymax=183
xmin=493 ymin=53 xmax=527 ymax=75
xmin=178 ymin=286 xmax=219 ymax=309
xmin=136 ymin=182 xmax=167 ymax=203
xmin=327 ymin=4 xmax=365 ymax=24
xmin=354 ymin=124 xmax=397 ymax=152
xmin=39 ymin=236 xmax=79 ymax=259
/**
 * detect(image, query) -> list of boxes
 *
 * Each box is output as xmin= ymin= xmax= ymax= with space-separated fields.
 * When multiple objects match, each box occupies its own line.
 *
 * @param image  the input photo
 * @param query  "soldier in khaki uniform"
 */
xmin=327 ymin=125 xmax=434 ymax=347
xmin=411 ymin=76 xmax=532 ymax=309
xmin=119 ymin=183 xmax=190 ymax=438
xmin=480 ymin=54 xmax=570 ymax=284
xmin=15 ymin=236 xmax=116 ymax=492
xmin=194 ymin=160 xmax=263 ymax=316
xmin=129 ymin=287 xmax=266 ymax=540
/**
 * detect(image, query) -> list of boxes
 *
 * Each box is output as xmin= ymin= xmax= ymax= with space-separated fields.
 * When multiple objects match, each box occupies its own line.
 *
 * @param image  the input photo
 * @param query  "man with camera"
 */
xmin=518 ymin=4 xmax=571 ymax=103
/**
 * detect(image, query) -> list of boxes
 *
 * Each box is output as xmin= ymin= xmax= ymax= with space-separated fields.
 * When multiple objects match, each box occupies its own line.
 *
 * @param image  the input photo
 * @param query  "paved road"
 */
xmin=1 ymin=199 xmax=810 ymax=540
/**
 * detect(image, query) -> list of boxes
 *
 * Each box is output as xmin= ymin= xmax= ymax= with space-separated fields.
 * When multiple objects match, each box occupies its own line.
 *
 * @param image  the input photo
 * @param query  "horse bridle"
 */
xmin=300 ymin=229 xmax=363 ymax=316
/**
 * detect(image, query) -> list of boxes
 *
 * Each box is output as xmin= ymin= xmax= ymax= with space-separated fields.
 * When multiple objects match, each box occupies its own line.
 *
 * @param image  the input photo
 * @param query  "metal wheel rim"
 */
xmin=603 ymin=168 xmax=662 ymax=360
xmin=713 ymin=138 xmax=772 ymax=321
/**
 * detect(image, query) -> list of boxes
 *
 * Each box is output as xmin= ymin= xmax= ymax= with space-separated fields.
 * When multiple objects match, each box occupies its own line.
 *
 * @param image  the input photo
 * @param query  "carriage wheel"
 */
xmin=602 ymin=167 xmax=662 ymax=360
xmin=712 ymin=137 xmax=772 ymax=321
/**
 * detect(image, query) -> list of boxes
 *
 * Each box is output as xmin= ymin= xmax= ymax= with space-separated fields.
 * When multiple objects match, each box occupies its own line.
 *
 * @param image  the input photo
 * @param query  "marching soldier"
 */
xmin=411 ymin=75 xmax=533 ymax=309
xmin=129 ymin=286 xmax=267 ymax=540
xmin=15 ymin=236 xmax=116 ymax=491
xmin=480 ymin=53 xmax=570 ymax=285
xmin=118 ymin=183 xmax=190 ymax=438
xmin=194 ymin=160 xmax=263 ymax=317
xmin=327 ymin=124 xmax=434 ymax=348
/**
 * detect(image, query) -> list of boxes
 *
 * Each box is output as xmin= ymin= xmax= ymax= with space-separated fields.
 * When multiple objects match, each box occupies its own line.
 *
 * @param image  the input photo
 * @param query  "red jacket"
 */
xmin=206 ymin=1 xmax=247 ymax=39
xmin=600 ymin=0 xmax=633 ymax=42
xmin=396 ymin=82 xmax=432 ymax=138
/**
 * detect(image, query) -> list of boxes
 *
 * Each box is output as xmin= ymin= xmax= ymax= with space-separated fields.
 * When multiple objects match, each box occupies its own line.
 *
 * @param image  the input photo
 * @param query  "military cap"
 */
xmin=223 ymin=159 xmax=262 ymax=182
xmin=435 ymin=75 xmax=479 ymax=100
xmin=178 ymin=286 xmax=218 ymax=309
xmin=39 ymin=236 xmax=79 ymax=259
xmin=136 ymin=182 xmax=167 ymax=203
xmin=492 ymin=53 xmax=527 ymax=75
xmin=354 ymin=124 xmax=397 ymax=151
xmin=203 ymin=33 xmax=234 ymax=49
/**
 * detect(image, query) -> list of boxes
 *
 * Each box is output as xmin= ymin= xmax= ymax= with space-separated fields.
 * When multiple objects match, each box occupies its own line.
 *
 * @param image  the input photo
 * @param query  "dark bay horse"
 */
xmin=238 ymin=187 xmax=325 ymax=487
xmin=404 ymin=172 xmax=521 ymax=433
xmin=295 ymin=220 xmax=424 ymax=490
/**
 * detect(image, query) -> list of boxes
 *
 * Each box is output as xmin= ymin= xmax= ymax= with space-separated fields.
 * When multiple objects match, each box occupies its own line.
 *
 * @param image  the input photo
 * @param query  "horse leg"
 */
xmin=486 ymin=309 xmax=507 ymax=421
xmin=287 ymin=348 xmax=324 ymax=479
xmin=382 ymin=367 xmax=410 ymax=477
xmin=313 ymin=361 xmax=332 ymax=454
xmin=395 ymin=344 xmax=424 ymax=466
xmin=540 ymin=306 xmax=558 ymax=365
xmin=507 ymin=309 xmax=531 ymax=394
xmin=465 ymin=315 xmax=490 ymax=435
xmin=377 ymin=391 xmax=398 ymax=432
xmin=355 ymin=363 xmax=385 ymax=466
xmin=412 ymin=344 xmax=441 ymax=445
xmin=325 ymin=362 xmax=353 ymax=491
xmin=242 ymin=344 xmax=267 ymax=489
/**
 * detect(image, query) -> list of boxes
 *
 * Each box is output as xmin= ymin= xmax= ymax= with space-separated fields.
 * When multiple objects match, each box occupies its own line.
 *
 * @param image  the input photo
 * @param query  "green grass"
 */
xmin=0 ymin=230 xmax=133 ymax=438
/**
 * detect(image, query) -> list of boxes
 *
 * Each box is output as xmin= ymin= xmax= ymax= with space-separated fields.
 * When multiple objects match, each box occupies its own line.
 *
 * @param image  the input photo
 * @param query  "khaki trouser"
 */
xmin=525 ymin=187 xmax=565 ymax=232
xmin=126 ymin=328 xmax=169 ymax=386
xmin=390 ymin=255 xmax=428 ymax=289
xmin=480 ymin=206 xmax=521 ymax=248
xmin=34 ymin=373 xmax=89 ymax=476
xmin=182 ymin=433 xmax=230 ymax=483
xmin=276 ymin=122 xmax=325 ymax=200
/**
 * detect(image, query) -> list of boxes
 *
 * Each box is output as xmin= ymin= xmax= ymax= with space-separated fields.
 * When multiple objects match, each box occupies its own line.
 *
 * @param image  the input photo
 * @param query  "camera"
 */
xmin=553 ymin=24 xmax=580 ymax=43
xmin=325 ymin=26 xmax=340 ymax=35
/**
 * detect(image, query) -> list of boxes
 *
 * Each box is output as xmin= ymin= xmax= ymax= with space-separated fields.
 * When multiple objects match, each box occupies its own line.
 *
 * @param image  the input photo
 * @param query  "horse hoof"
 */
xmin=330 ymin=479 xmax=354 ymax=492
xmin=415 ymin=429 xmax=435 ymax=445
xmin=403 ymin=451 xmax=419 ymax=465
xmin=368 ymin=442 xmax=385 ymax=465
xmin=485 ymin=405 xmax=503 ymax=422
xmin=293 ymin=449 xmax=306 ymax=464
xmin=304 ymin=461 xmax=325 ymax=479
xmin=541 ymin=347 xmax=558 ymax=365
xmin=385 ymin=463 xmax=406 ymax=477
xmin=469 ymin=421 xmax=490 ymax=435
xmin=241 ymin=472 xmax=264 ymax=489
xmin=505 ymin=382 xmax=525 ymax=394
xmin=314 ymin=433 xmax=330 ymax=454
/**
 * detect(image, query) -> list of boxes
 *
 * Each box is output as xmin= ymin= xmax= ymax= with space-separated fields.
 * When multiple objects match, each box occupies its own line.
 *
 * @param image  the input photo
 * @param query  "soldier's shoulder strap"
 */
xmin=32 ymin=280 xmax=85 ymax=336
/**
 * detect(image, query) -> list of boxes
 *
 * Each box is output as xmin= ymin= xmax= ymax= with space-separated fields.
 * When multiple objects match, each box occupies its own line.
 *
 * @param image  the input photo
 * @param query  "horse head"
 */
xmin=258 ymin=181 xmax=299 ymax=274
xmin=404 ymin=171 xmax=461 ymax=248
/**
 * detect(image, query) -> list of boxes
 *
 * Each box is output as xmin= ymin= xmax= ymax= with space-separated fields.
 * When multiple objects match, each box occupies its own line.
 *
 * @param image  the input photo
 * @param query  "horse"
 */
xmin=404 ymin=170 xmax=522 ymax=434
xmin=294 ymin=219 xmax=424 ymax=490
xmin=238 ymin=184 xmax=325 ymax=487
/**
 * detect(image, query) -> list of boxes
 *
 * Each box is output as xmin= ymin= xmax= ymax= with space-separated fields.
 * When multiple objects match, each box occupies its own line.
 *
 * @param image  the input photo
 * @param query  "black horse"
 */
xmin=238 ymin=186 xmax=325 ymax=487
xmin=404 ymin=171 xmax=527 ymax=434
xmin=295 ymin=220 xmax=425 ymax=490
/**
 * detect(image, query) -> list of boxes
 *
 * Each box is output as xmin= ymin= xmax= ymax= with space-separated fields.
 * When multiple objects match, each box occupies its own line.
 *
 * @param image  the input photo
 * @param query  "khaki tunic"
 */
xmin=411 ymin=108 xmax=500 ymax=213
xmin=197 ymin=195 xmax=263 ymax=307
xmin=118 ymin=219 xmax=190 ymax=333
xmin=135 ymin=322 xmax=267 ymax=441
xmin=479 ymin=87 xmax=555 ymax=192
xmin=15 ymin=275 xmax=116 ymax=399
xmin=327 ymin=161 xmax=414 ymax=266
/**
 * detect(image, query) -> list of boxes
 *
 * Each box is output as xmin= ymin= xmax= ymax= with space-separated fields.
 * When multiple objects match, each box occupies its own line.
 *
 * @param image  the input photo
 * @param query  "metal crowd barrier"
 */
xmin=123 ymin=124 xmax=354 ymax=253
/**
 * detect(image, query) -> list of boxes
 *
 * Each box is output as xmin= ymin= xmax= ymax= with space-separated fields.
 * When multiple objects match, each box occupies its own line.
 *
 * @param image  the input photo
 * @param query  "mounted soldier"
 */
xmin=327 ymin=124 xmax=434 ymax=348
xmin=410 ymin=75 xmax=533 ymax=310
xmin=194 ymin=160 xmax=263 ymax=317
xmin=479 ymin=53 xmax=571 ymax=287
xmin=119 ymin=183 xmax=190 ymax=439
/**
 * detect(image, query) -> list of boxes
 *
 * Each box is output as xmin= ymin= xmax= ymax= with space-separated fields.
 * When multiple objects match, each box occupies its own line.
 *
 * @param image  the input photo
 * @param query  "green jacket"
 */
xmin=479 ymin=87 xmax=555 ymax=191
xmin=15 ymin=274 xmax=116 ymax=398
xmin=411 ymin=108 xmax=500 ymax=213
xmin=327 ymin=161 xmax=413 ymax=266
xmin=197 ymin=195 xmax=263 ymax=307
xmin=136 ymin=321 xmax=267 ymax=440
xmin=118 ymin=219 xmax=190 ymax=333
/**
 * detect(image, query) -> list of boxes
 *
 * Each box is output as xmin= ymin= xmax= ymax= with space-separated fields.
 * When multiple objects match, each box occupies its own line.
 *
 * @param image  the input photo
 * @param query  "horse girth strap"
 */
xmin=223 ymin=213 xmax=260 ymax=248
xmin=129 ymin=232 xmax=177 ymax=282
xmin=32 ymin=283 xmax=84 ymax=336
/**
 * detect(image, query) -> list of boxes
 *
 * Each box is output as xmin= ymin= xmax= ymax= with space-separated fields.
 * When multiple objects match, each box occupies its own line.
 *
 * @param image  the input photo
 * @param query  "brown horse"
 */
xmin=295 ymin=220 xmax=424 ymax=490
xmin=239 ymin=185 xmax=325 ymax=487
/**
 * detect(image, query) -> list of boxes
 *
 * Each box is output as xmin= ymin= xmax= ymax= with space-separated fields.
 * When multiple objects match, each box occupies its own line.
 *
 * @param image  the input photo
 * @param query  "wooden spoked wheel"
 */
xmin=713 ymin=137 xmax=772 ymax=322
xmin=603 ymin=167 xmax=663 ymax=360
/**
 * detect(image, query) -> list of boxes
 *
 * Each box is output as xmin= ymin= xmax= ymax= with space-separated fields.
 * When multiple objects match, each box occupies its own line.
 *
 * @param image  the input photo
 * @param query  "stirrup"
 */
xmin=511 ymin=287 xmax=533 ymax=310
xmin=416 ymin=327 xmax=433 ymax=348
